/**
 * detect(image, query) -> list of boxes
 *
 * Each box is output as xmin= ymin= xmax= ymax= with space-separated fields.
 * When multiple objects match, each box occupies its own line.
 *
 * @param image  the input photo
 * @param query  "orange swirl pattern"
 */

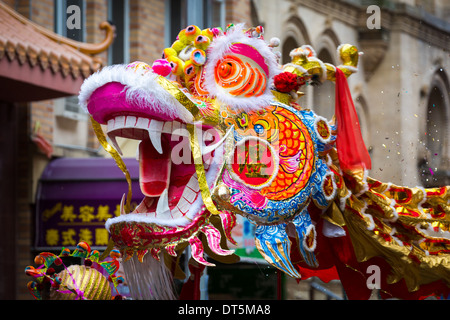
xmin=214 ymin=55 xmax=267 ymax=98
xmin=261 ymin=107 xmax=315 ymax=201
xmin=194 ymin=67 xmax=210 ymax=96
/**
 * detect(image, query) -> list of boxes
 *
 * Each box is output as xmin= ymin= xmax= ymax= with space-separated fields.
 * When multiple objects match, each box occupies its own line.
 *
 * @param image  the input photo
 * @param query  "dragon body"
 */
xmin=76 ymin=24 xmax=449 ymax=300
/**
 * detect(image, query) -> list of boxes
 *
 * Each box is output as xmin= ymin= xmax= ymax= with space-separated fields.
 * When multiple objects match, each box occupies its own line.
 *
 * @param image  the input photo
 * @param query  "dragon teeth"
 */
xmin=106 ymin=114 xmax=228 ymax=156
xmin=119 ymin=194 xmax=126 ymax=215
xmin=148 ymin=120 xmax=164 ymax=154
xmin=156 ymin=188 xmax=172 ymax=218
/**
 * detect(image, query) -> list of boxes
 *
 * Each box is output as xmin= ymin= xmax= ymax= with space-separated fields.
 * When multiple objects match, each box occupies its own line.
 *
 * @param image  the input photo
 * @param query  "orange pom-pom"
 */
xmin=110 ymin=249 xmax=121 ymax=259
xmin=77 ymin=241 xmax=91 ymax=254
xmin=34 ymin=255 xmax=44 ymax=265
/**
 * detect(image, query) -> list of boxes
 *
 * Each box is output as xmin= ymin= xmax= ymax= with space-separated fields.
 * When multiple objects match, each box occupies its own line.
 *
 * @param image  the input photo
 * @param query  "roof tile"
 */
xmin=0 ymin=3 xmax=109 ymax=80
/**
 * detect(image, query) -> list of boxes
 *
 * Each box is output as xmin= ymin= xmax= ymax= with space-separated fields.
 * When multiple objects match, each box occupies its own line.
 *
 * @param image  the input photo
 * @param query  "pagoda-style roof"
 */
xmin=0 ymin=2 xmax=114 ymax=102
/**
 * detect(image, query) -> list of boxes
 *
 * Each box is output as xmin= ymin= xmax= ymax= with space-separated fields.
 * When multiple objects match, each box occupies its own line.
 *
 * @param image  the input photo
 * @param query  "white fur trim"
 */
xmin=290 ymin=45 xmax=316 ymax=58
xmin=306 ymin=56 xmax=327 ymax=82
xmin=337 ymin=65 xmax=358 ymax=74
xmin=282 ymin=63 xmax=308 ymax=75
xmin=321 ymin=171 xmax=337 ymax=201
xmin=203 ymin=23 xmax=281 ymax=112
xmin=390 ymin=228 xmax=404 ymax=246
xmin=302 ymin=224 xmax=317 ymax=252
xmin=78 ymin=64 xmax=194 ymax=123
xmin=336 ymin=44 xmax=346 ymax=65
xmin=414 ymin=223 xmax=450 ymax=241
xmin=416 ymin=186 xmax=429 ymax=217
xmin=360 ymin=201 xmax=375 ymax=231
xmin=314 ymin=115 xmax=333 ymax=144
xmin=355 ymin=169 xmax=369 ymax=197
xmin=387 ymin=195 xmax=399 ymax=223
xmin=339 ymin=189 xmax=352 ymax=211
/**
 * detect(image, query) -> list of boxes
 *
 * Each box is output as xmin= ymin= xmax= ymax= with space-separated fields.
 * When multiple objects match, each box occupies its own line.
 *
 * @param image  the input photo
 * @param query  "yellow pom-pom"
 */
xmin=162 ymin=47 xmax=177 ymax=59
xmin=171 ymin=40 xmax=185 ymax=53
xmin=201 ymin=28 xmax=214 ymax=41
xmin=183 ymin=60 xmax=198 ymax=79
xmin=177 ymin=29 xmax=189 ymax=45
xmin=167 ymin=55 xmax=185 ymax=76
xmin=184 ymin=25 xmax=201 ymax=43
xmin=194 ymin=34 xmax=210 ymax=51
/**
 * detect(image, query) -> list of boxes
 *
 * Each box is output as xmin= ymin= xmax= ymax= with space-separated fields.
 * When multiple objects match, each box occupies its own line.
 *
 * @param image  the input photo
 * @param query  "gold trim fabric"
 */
xmin=325 ymin=159 xmax=450 ymax=293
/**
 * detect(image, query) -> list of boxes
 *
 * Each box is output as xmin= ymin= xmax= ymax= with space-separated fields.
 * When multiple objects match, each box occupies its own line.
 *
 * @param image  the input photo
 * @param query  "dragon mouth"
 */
xmin=104 ymin=114 xmax=225 ymax=228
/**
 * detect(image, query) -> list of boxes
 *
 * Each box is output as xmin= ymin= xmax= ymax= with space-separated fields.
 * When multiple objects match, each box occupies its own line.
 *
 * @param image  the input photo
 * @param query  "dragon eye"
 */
xmin=254 ymin=124 xmax=265 ymax=134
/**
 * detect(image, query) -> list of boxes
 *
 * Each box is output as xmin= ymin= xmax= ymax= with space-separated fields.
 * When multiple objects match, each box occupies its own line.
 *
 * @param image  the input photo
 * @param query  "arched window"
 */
xmin=354 ymin=95 xmax=372 ymax=156
xmin=281 ymin=16 xmax=311 ymax=107
xmin=419 ymin=69 xmax=450 ymax=186
xmin=312 ymin=29 xmax=340 ymax=120
xmin=313 ymin=49 xmax=335 ymax=120
xmin=282 ymin=36 xmax=299 ymax=65
xmin=281 ymin=16 xmax=311 ymax=64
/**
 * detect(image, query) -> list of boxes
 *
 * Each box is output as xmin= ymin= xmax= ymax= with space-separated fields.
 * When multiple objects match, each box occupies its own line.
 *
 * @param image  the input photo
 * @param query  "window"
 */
xmin=165 ymin=0 xmax=226 ymax=47
xmin=282 ymin=36 xmax=298 ymax=65
xmin=281 ymin=16 xmax=311 ymax=108
xmin=313 ymin=49 xmax=335 ymax=120
xmin=419 ymin=69 xmax=450 ymax=187
xmin=54 ymin=0 xmax=85 ymax=41
xmin=108 ymin=0 xmax=130 ymax=65
xmin=54 ymin=0 xmax=86 ymax=120
xmin=354 ymin=95 xmax=372 ymax=157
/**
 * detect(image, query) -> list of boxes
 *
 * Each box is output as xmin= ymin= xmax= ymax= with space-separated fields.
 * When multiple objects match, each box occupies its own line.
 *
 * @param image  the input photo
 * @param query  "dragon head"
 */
xmin=79 ymin=23 xmax=359 ymax=298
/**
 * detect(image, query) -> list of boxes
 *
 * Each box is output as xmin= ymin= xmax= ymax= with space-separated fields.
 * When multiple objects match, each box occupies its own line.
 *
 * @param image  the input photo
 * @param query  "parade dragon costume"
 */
xmin=27 ymin=24 xmax=450 ymax=300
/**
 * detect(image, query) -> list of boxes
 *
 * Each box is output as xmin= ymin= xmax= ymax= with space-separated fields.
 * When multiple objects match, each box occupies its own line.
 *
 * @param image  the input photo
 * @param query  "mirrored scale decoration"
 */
xmin=214 ymin=102 xmax=337 ymax=277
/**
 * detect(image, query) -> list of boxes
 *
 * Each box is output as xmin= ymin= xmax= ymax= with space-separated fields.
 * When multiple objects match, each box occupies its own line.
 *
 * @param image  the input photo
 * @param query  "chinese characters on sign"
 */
xmin=35 ymin=157 xmax=142 ymax=250
xmin=37 ymin=201 xmax=131 ymax=248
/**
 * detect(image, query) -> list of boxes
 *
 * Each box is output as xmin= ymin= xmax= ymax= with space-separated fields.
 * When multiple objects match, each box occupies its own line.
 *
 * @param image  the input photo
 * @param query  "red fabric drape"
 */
xmin=334 ymin=68 xmax=371 ymax=172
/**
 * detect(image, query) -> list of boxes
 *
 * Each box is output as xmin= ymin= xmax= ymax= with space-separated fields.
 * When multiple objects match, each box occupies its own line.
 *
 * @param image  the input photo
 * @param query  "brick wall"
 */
xmin=30 ymin=0 xmax=53 ymax=28
xmin=28 ymin=0 xmax=55 ymax=148
xmin=129 ymin=0 xmax=166 ymax=64
xmin=15 ymin=103 xmax=33 ymax=300
xmin=225 ymin=0 xmax=252 ymax=27
xmin=85 ymin=0 xmax=108 ymax=150
xmin=86 ymin=0 xmax=108 ymax=62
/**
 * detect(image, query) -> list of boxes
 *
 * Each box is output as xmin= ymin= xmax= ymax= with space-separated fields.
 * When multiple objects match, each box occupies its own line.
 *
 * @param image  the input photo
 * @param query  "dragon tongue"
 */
xmin=139 ymin=135 xmax=171 ymax=197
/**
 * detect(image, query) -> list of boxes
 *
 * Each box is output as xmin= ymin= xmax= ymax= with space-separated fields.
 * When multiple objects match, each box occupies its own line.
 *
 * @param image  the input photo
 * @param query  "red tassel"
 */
xmin=334 ymin=68 xmax=371 ymax=172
